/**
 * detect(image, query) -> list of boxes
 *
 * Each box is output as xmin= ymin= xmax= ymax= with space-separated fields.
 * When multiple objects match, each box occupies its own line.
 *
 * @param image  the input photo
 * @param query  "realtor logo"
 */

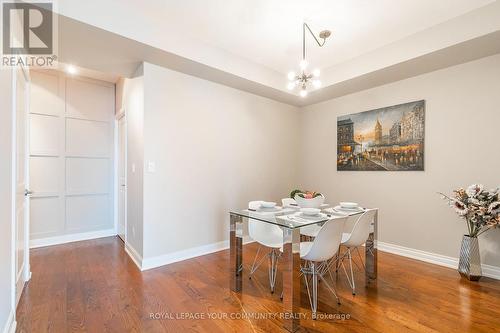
xmin=2 ymin=1 xmax=57 ymax=67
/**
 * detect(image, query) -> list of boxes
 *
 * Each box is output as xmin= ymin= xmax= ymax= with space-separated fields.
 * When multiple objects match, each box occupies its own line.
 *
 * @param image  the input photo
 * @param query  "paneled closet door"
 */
xmin=29 ymin=71 xmax=114 ymax=242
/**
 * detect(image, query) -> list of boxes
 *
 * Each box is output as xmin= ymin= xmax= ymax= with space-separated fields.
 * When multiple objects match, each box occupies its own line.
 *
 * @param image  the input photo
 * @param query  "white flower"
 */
xmin=488 ymin=201 xmax=500 ymax=213
xmin=466 ymin=184 xmax=484 ymax=198
xmin=468 ymin=198 xmax=480 ymax=205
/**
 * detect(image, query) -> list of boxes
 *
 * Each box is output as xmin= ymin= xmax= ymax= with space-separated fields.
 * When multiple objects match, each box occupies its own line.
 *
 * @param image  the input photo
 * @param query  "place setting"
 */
xmin=246 ymin=201 xmax=294 ymax=215
xmin=284 ymin=207 xmax=329 ymax=224
xmin=325 ymin=201 xmax=365 ymax=216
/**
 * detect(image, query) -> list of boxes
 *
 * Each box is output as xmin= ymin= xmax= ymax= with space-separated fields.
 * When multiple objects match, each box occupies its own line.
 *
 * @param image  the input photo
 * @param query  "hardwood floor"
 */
xmin=16 ymin=237 xmax=500 ymax=333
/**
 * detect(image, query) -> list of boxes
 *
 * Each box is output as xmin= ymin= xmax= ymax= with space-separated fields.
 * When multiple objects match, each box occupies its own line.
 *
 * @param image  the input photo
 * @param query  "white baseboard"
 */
xmin=482 ymin=263 xmax=500 ymax=280
xmin=378 ymin=241 xmax=500 ymax=280
xmin=2 ymin=309 xmax=16 ymax=333
xmin=124 ymin=236 xmax=500 ymax=280
xmin=124 ymin=242 xmax=143 ymax=270
xmin=141 ymin=236 xmax=254 ymax=271
xmin=30 ymin=228 xmax=116 ymax=248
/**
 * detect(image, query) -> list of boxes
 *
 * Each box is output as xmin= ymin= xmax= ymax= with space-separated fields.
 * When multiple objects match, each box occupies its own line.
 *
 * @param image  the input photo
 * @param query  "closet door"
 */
xmin=30 ymin=71 xmax=115 ymax=243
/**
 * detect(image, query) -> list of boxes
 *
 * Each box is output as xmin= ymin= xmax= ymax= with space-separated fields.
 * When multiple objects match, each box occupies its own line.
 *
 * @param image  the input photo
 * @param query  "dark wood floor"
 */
xmin=16 ymin=237 xmax=500 ymax=333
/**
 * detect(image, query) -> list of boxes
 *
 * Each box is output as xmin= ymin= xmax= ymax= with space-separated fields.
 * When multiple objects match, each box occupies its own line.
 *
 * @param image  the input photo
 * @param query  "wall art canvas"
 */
xmin=337 ymin=100 xmax=425 ymax=171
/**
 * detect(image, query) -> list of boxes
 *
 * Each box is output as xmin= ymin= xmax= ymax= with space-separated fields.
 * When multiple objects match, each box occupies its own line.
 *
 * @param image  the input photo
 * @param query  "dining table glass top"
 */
xmin=229 ymin=204 xmax=365 ymax=229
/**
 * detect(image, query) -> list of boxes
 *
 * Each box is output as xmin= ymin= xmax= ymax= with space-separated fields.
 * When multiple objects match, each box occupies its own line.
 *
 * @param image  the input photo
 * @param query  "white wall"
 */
xmin=115 ymin=69 xmax=145 ymax=257
xmin=141 ymin=63 xmax=300 ymax=261
xmin=0 ymin=68 xmax=15 ymax=333
xmin=299 ymin=54 xmax=500 ymax=268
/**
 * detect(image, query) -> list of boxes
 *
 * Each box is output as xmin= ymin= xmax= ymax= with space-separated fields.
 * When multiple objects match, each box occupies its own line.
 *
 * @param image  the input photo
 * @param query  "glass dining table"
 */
xmin=229 ymin=205 xmax=378 ymax=332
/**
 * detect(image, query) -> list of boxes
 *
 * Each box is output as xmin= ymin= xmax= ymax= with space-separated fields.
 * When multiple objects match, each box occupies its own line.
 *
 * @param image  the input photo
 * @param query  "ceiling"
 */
xmin=138 ymin=0 xmax=495 ymax=74
xmin=56 ymin=0 xmax=500 ymax=105
xmin=60 ymin=0 xmax=494 ymax=74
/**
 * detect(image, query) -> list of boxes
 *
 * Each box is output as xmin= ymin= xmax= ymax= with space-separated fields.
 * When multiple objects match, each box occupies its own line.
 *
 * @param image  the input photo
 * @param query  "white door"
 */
xmin=117 ymin=115 xmax=127 ymax=242
xmin=29 ymin=71 xmax=115 ymax=244
xmin=14 ymin=65 xmax=30 ymax=305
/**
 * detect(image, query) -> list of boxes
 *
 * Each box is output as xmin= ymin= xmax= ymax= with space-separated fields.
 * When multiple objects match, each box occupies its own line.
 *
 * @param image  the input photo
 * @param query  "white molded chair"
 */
xmin=248 ymin=201 xmax=283 ymax=293
xmin=339 ymin=209 xmax=377 ymax=295
xmin=299 ymin=216 xmax=348 ymax=319
xmin=281 ymin=198 xmax=297 ymax=207
xmin=300 ymin=224 xmax=322 ymax=238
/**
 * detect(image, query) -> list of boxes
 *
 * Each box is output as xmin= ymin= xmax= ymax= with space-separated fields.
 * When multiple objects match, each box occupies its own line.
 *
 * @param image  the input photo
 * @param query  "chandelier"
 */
xmin=287 ymin=23 xmax=332 ymax=97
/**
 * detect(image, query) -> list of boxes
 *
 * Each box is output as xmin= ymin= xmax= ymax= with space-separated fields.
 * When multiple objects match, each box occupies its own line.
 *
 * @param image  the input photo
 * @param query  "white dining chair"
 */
xmin=300 ymin=224 xmax=322 ymax=239
xmin=281 ymin=198 xmax=297 ymax=207
xmin=247 ymin=201 xmax=283 ymax=293
xmin=293 ymin=216 xmax=348 ymax=319
xmin=339 ymin=209 xmax=377 ymax=295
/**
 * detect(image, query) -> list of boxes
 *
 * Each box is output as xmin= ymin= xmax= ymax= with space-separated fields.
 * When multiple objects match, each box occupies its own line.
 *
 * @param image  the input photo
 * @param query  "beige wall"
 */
xmin=122 ymin=55 xmax=500 ymax=272
xmin=141 ymin=63 xmax=300 ymax=259
xmin=116 ymin=72 xmax=145 ymax=257
xmin=299 ymin=54 xmax=500 ymax=267
xmin=0 ymin=68 xmax=14 ymax=333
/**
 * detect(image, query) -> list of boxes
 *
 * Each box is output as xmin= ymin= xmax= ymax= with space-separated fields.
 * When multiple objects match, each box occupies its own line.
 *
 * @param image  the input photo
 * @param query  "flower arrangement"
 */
xmin=439 ymin=184 xmax=500 ymax=237
xmin=290 ymin=189 xmax=325 ymax=208
xmin=290 ymin=189 xmax=323 ymax=199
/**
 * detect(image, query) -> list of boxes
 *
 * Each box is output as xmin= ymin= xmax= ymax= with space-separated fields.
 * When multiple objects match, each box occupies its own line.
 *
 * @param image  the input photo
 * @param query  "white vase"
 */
xmin=294 ymin=194 xmax=325 ymax=208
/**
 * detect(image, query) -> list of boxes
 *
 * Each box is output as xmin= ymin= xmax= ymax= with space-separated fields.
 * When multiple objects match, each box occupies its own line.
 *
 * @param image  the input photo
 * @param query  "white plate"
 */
xmin=260 ymin=201 xmax=276 ymax=208
xmin=327 ymin=210 xmax=349 ymax=217
xmin=334 ymin=205 xmax=363 ymax=212
xmin=340 ymin=202 xmax=358 ymax=209
xmin=300 ymin=208 xmax=321 ymax=216
xmin=248 ymin=206 xmax=283 ymax=215
xmin=258 ymin=206 xmax=282 ymax=212
xmin=299 ymin=212 xmax=327 ymax=220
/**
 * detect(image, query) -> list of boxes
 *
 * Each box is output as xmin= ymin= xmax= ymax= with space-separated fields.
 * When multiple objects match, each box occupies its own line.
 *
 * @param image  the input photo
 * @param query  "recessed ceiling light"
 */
xmin=66 ymin=65 xmax=77 ymax=75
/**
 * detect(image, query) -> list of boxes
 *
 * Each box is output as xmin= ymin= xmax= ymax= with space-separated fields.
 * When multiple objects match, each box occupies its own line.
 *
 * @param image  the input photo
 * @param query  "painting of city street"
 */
xmin=337 ymin=100 xmax=425 ymax=171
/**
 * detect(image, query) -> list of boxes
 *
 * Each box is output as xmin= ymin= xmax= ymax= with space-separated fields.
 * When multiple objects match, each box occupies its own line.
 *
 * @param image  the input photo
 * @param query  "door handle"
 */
xmin=24 ymin=189 xmax=33 ymax=196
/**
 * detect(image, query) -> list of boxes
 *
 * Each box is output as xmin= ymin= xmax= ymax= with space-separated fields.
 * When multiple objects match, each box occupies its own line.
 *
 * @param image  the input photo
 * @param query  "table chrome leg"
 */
xmin=282 ymin=228 xmax=301 ymax=332
xmin=230 ymin=213 xmax=243 ymax=292
xmin=365 ymin=209 xmax=378 ymax=285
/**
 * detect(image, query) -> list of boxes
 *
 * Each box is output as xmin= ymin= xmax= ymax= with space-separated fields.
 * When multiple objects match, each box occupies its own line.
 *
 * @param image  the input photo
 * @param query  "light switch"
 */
xmin=147 ymin=161 xmax=156 ymax=173
xmin=131 ymin=163 xmax=136 ymax=173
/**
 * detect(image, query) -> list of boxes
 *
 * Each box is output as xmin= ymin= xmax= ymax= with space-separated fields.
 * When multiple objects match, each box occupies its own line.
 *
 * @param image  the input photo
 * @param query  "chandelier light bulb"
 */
xmin=313 ymin=68 xmax=320 ymax=77
xmin=299 ymin=89 xmax=308 ymax=98
xmin=299 ymin=59 xmax=308 ymax=70
xmin=287 ymin=82 xmax=295 ymax=90
xmin=312 ymin=79 xmax=322 ymax=88
xmin=287 ymin=71 xmax=296 ymax=81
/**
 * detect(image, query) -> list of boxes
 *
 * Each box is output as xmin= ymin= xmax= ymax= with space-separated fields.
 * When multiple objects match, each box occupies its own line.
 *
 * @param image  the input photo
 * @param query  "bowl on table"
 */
xmin=260 ymin=201 xmax=277 ymax=208
xmin=339 ymin=202 xmax=359 ymax=209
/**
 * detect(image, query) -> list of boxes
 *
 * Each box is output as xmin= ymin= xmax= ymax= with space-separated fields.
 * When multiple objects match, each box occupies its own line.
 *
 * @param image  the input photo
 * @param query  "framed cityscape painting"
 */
xmin=337 ymin=100 xmax=425 ymax=171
